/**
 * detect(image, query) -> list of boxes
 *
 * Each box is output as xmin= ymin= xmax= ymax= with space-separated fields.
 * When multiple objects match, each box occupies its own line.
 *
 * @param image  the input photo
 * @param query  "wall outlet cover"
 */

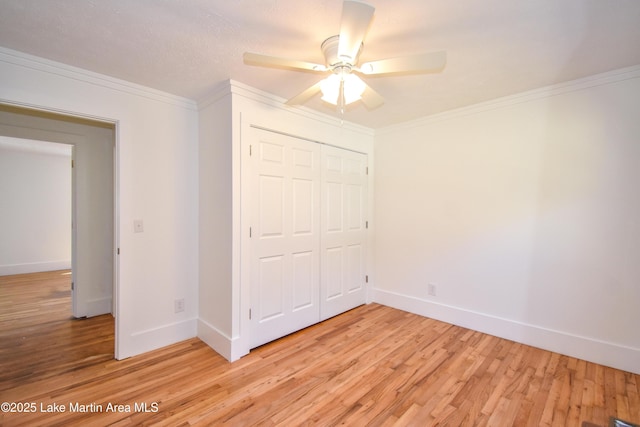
xmin=174 ymin=298 xmax=185 ymax=313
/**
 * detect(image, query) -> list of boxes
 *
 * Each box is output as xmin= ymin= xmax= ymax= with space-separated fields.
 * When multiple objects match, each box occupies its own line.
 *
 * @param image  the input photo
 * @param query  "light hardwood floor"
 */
xmin=0 ymin=271 xmax=638 ymax=426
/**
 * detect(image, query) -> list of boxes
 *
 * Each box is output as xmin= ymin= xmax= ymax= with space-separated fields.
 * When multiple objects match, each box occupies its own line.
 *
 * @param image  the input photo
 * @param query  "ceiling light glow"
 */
xmin=320 ymin=72 xmax=366 ymax=106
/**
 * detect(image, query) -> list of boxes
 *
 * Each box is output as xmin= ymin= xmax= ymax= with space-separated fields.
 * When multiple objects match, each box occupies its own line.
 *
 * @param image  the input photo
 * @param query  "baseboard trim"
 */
xmin=119 ymin=318 xmax=198 ymax=360
xmin=197 ymin=318 xmax=233 ymax=361
xmin=197 ymin=319 xmax=250 ymax=362
xmin=0 ymin=260 xmax=71 ymax=276
xmin=372 ymin=288 xmax=640 ymax=375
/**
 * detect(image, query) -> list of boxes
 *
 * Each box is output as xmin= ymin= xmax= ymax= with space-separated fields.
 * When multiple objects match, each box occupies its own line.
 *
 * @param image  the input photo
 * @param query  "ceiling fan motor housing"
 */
xmin=322 ymin=35 xmax=362 ymax=71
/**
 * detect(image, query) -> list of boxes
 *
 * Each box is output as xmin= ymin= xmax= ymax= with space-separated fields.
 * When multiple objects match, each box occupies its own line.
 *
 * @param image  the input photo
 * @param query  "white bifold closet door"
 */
xmin=249 ymin=128 xmax=367 ymax=349
xmin=249 ymin=131 xmax=322 ymax=348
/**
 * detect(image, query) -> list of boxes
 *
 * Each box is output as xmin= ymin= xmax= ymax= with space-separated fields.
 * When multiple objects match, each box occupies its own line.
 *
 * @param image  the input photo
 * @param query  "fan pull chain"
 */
xmin=339 ymin=78 xmax=346 ymax=124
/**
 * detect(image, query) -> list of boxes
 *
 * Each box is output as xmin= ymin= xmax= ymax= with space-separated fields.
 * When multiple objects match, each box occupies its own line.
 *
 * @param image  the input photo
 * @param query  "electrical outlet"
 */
xmin=174 ymin=298 xmax=185 ymax=313
xmin=428 ymin=283 xmax=437 ymax=297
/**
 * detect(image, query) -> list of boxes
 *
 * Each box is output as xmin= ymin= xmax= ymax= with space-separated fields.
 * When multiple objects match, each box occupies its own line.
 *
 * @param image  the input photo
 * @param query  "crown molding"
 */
xmin=196 ymin=79 xmax=232 ymax=108
xmin=198 ymin=79 xmax=374 ymax=137
xmin=0 ymin=47 xmax=197 ymax=111
xmin=378 ymin=64 xmax=640 ymax=135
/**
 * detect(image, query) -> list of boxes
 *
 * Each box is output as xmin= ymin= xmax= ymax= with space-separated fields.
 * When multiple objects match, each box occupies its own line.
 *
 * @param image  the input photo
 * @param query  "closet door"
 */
xmin=320 ymin=145 xmax=368 ymax=320
xmin=249 ymin=129 xmax=321 ymax=348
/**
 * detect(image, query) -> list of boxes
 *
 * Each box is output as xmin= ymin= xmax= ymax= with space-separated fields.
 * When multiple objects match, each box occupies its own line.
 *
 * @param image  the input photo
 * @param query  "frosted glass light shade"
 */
xmin=320 ymin=74 xmax=341 ymax=104
xmin=320 ymin=73 xmax=366 ymax=106
xmin=343 ymin=74 xmax=366 ymax=104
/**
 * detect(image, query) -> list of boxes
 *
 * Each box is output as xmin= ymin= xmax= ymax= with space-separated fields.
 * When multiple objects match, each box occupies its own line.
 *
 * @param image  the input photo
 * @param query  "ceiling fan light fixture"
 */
xmin=320 ymin=72 xmax=366 ymax=106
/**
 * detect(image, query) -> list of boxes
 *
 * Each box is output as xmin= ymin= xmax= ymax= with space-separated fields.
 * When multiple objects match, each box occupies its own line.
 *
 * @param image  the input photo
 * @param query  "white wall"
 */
xmin=0 ymin=137 xmax=71 ymax=275
xmin=197 ymin=89 xmax=234 ymax=358
xmin=373 ymin=66 xmax=640 ymax=374
xmin=0 ymin=47 xmax=199 ymax=359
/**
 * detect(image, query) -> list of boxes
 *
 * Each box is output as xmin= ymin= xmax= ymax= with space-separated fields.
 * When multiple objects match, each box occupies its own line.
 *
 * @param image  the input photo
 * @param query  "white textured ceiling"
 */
xmin=1 ymin=0 xmax=639 ymax=129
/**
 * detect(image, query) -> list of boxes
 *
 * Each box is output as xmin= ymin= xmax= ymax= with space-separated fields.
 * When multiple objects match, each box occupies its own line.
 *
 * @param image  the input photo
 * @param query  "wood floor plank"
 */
xmin=1 ymin=271 xmax=639 ymax=426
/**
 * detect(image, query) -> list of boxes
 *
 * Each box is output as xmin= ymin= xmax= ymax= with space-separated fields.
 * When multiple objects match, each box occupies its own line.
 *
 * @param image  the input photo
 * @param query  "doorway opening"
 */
xmin=0 ymin=103 xmax=117 ymax=361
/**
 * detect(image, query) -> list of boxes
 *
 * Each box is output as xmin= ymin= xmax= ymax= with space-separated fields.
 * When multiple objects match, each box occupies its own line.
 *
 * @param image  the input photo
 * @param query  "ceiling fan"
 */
xmin=243 ymin=0 xmax=446 ymax=110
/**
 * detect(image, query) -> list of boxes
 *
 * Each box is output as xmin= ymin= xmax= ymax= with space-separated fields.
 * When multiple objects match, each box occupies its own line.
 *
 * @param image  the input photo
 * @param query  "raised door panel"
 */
xmin=346 ymin=244 xmax=364 ymax=293
xmin=326 ymin=182 xmax=344 ymax=233
xmin=258 ymin=176 xmax=284 ymax=238
xmin=292 ymin=251 xmax=314 ymax=311
xmin=324 ymin=247 xmax=344 ymax=300
xmin=257 ymin=255 xmax=285 ymax=321
xmin=292 ymin=178 xmax=313 ymax=236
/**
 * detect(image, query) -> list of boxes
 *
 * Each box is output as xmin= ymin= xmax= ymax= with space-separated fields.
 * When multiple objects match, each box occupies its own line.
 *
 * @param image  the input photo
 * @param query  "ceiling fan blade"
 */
xmin=358 ymin=51 xmax=447 ymax=75
xmin=360 ymin=83 xmax=384 ymax=109
xmin=243 ymin=52 xmax=327 ymax=72
xmin=337 ymin=0 xmax=375 ymax=63
xmin=285 ymin=80 xmax=324 ymax=105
